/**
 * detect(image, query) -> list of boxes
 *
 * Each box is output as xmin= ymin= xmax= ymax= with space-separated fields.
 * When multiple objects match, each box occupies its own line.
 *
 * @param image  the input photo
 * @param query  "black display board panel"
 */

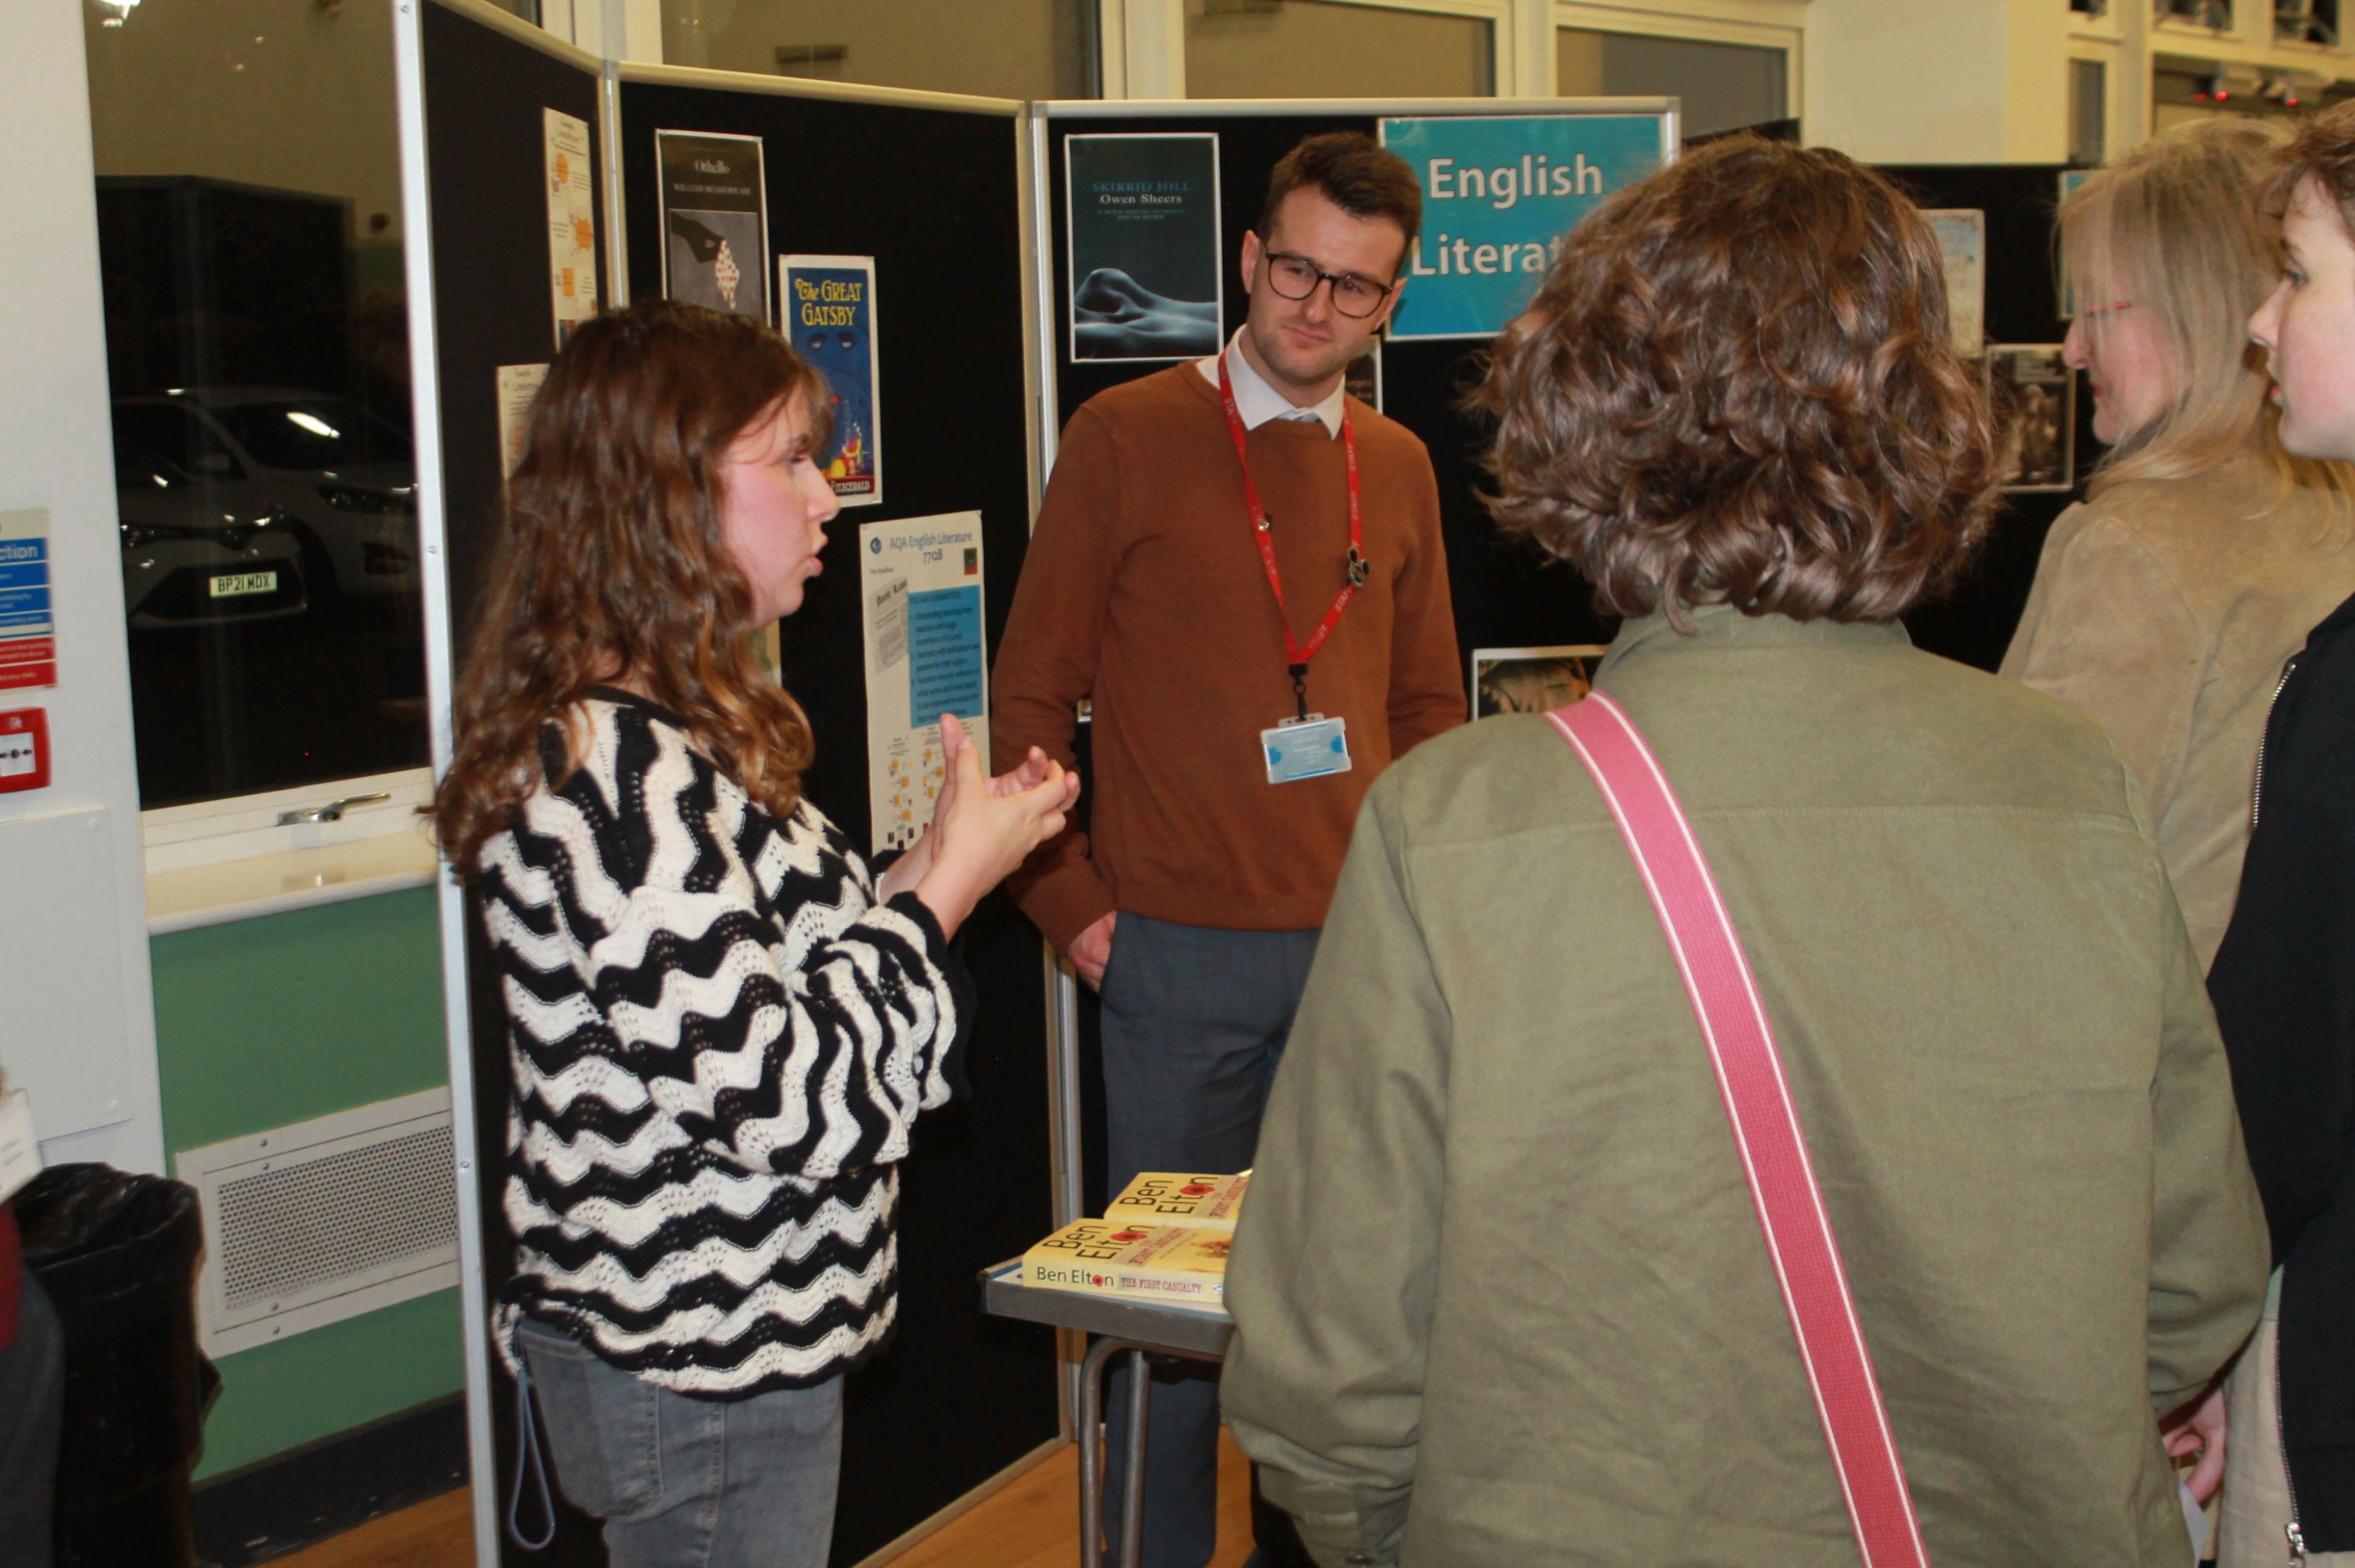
xmin=1876 ymin=163 xmax=2095 ymax=673
xmin=616 ymin=79 xmax=1058 ymax=1567
xmin=419 ymin=7 xmax=613 ymax=1563
xmin=421 ymin=3 xmax=607 ymax=647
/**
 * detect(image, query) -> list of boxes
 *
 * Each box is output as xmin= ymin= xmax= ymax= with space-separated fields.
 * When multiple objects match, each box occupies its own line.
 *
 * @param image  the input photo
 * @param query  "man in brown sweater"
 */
xmin=992 ymin=132 xmax=1463 ymax=1568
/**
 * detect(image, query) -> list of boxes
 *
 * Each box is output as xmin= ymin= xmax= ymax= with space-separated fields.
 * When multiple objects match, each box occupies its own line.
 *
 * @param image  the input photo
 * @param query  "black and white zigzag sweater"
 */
xmin=477 ymin=689 xmax=971 ymax=1397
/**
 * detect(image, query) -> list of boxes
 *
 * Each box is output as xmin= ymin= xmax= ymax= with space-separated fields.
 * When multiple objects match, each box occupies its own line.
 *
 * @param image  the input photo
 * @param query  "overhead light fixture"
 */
xmin=96 ymin=0 xmax=138 ymax=26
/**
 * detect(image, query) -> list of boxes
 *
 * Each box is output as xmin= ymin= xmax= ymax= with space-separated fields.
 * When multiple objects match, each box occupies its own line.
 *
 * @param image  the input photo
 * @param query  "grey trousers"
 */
xmin=1096 ymin=913 xmax=1320 ymax=1568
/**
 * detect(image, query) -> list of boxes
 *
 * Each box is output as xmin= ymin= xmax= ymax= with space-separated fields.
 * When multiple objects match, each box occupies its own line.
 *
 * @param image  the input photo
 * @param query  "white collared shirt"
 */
xmin=1196 ymin=330 xmax=1346 ymax=439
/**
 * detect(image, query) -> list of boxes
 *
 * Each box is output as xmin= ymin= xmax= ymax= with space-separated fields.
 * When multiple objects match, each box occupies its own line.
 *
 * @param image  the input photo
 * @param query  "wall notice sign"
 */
xmin=0 ymin=510 xmax=55 ymax=692
xmin=545 ymin=108 xmax=598 ymax=349
xmin=0 ymin=1091 xmax=40 ymax=1203
xmin=860 ymin=512 xmax=987 ymax=855
xmin=0 ymin=709 xmax=49 ymax=793
xmin=1379 ymin=115 xmax=1669 ymax=341
xmin=496 ymin=364 xmax=549 ymax=479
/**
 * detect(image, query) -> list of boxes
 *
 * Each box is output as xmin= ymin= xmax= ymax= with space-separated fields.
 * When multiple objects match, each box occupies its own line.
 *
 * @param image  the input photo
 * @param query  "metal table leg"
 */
xmin=1075 ymin=1336 xmax=1130 ymax=1568
xmin=1118 ymin=1347 xmax=1151 ymax=1568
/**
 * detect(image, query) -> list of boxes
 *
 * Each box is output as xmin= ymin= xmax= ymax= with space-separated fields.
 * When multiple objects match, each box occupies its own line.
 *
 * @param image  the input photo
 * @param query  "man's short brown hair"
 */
xmin=1473 ymin=135 xmax=2005 ymax=625
xmin=2269 ymin=100 xmax=2355 ymax=234
xmin=1259 ymin=131 xmax=1423 ymax=258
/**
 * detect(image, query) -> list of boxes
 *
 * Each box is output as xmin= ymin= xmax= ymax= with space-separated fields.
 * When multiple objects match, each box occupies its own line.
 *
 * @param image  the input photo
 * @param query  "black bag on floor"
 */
xmin=16 ymin=1163 xmax=218 ymax=1568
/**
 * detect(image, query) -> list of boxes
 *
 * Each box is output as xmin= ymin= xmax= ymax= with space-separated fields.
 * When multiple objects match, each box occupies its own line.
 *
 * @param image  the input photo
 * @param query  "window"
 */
xmin=84 ymin=2 xmax=428 ymax=812
xmin=1185 ymin=0 xmax=1494 ymax=101
xmin=2152 ymin=57 xmax=2306 ymax=127
xmin=1556 ymin=27 xmax=1788 ymax=141
xmin=2070 ymin=57 xmax=2108 ymax=166
xmin=2156 ymin=0 xmax=2233 ymax=28
xmin=2276 ymin=0 xmax=2339 ymax=46
xmin=659 ymin=0 xmax=1097 ymax=98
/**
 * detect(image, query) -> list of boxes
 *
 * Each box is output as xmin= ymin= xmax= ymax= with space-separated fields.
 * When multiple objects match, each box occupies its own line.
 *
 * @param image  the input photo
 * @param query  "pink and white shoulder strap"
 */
xmin=1548 ymin=691 xmax=1931 ymax=1568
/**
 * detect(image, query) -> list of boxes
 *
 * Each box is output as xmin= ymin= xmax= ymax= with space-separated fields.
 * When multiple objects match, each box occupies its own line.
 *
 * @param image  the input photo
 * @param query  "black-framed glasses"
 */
xmin=1261 ymin=250 xmax=1398 ymax=318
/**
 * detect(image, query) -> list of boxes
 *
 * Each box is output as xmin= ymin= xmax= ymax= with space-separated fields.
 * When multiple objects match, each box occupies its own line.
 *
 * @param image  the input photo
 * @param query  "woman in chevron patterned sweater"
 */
xmin=430 ymin=301 xmax=1075 ymax=1568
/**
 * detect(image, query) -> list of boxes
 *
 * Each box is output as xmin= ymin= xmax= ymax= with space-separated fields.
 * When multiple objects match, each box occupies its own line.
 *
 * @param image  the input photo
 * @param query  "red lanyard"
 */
xmin=1217 ymin=355 xmax=1367 ymax=719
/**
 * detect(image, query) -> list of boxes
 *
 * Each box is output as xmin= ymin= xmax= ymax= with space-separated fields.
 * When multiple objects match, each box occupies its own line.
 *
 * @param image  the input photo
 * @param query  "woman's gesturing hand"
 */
xmin=912 ymin=713 xmax=1078 ymax=938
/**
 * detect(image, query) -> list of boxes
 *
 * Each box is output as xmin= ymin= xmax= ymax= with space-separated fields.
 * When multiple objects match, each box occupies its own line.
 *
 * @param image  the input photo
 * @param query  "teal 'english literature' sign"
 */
xmin=1379 ymin=113 xmax=1670 ymax=342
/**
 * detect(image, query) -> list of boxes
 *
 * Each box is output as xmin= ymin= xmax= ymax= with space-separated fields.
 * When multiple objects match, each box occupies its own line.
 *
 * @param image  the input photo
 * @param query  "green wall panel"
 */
xmin=151 ymin=886 xmax=465 ymax=1479
xmin=152 ymin=886 xmax=450 ymax=1153
xmin=194 ymin=1288 xmax=464 ymax=1481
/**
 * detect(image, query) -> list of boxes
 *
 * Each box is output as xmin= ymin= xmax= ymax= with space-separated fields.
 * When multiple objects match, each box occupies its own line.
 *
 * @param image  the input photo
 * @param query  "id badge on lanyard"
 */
xmin=1218 ymin=356 xmax=1367 ymax=786
xmin=1263 ymin=713 xmax=1351 ymax=784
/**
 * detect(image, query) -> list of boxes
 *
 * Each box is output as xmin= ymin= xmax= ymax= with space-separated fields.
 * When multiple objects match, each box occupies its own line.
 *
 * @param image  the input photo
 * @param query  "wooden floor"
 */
xmin=272 ymin=1430 xmax=1256 ymax=1568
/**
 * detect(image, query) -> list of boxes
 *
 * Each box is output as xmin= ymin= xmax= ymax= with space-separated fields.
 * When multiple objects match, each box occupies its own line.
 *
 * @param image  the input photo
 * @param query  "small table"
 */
xmin=981 ymin=1260 xmax=1234 ymax=1568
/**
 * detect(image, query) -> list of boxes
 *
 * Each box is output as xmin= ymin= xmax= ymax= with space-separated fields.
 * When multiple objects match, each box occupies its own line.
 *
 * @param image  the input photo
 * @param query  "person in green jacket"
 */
xmin=1220 ymin=134 xmax=2270 ymax=1568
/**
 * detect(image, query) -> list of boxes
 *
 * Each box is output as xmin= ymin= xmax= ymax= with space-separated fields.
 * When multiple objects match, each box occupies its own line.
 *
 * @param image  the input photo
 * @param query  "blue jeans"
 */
xmin=1097 ymin=914 xmax=1320 ymax=1568
xmin=516 ymin=1317 xmax=843 ymax=1568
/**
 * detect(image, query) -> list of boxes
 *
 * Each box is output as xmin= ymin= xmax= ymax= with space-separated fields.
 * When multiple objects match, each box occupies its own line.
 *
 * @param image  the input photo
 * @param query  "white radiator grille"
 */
xmin=216 ymin=1123 xmax=457 ymax=1311
xmin=181 ymin=1087 xmax=461 ymax=1356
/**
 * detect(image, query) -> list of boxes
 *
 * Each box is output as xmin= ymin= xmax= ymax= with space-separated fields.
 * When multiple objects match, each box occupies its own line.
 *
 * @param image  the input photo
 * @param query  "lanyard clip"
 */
xmin=1289 ymin=662 xmax=1310 ymax=724
xmin=1346 ymin=546 xmax=1369 ymax=589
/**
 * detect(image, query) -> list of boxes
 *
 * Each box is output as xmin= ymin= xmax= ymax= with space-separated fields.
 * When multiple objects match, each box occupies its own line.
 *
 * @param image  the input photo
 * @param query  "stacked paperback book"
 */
xmin=1019 ymin=1171 xmax=1250 ymax=1314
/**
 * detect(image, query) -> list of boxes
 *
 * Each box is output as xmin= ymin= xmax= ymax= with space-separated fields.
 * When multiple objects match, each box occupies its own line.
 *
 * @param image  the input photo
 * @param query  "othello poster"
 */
xmin=1066 ymin=133 xmax=1223 ymax=362
xmin=657 ymin=130 xmax=769 ymax=322
xmin=781 ymin=254 xmax=882 ymax=506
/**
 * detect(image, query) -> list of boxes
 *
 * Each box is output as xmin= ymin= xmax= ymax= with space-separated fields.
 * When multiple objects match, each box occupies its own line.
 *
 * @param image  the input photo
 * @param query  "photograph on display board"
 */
xmin=1470 ymin=645 xmax=1609 ymax=719
xmin=1066 ymin=133 xmax=1223 ymax=362
xmin=1923 ymin=210 xmax=1987 ymax=357
xmin=544 ymin=108 xmax=598 ymax=349
xmin=1987 ymin=345 xmax=2076 ymax=492
xmin=781 ymin=254 xmax=881 ymax=506
xmin=656 ymin=130 xmax=770 ymax=323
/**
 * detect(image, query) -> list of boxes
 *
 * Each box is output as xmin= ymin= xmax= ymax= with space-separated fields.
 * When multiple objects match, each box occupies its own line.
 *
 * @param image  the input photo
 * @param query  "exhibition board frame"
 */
xmin=393 ymin=6 xmax=604 ymax=1563
xmin=397 ymin=5 xmax=1681 ymax=1555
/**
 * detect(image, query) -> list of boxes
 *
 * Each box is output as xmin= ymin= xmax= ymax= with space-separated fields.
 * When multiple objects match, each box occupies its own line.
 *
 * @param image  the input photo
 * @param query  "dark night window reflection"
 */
xmin=86 ymin=4 xmax=427 ymax=809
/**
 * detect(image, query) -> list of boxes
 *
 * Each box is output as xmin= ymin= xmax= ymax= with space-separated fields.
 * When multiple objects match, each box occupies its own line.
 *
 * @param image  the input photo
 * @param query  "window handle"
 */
xmin=276 ymin=791 xmax=393 ymax=826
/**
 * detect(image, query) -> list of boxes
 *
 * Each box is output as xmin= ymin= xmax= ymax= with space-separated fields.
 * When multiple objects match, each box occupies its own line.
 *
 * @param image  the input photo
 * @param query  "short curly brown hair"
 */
xmin=1473 ymin=135 xmax=2006 ymax=624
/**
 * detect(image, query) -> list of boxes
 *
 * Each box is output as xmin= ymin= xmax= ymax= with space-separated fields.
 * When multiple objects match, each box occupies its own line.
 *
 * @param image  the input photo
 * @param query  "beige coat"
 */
xmin=2002 ymin=459 xmax=2355 ymax=968
xmin=1223 ymin=608 xmax=2268 ymax=1568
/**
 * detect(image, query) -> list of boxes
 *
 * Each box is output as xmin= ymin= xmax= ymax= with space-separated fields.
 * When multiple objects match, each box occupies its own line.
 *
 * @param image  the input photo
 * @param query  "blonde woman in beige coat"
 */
xmin=2004 ymin=117 xmax=2355 ymax=973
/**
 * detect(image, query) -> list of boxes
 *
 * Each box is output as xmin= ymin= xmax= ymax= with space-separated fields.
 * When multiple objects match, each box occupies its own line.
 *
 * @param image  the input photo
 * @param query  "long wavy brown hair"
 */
xmin=1473 ymin=135 xmax=2006 ymax=625
xmin=431 ymin=300 xmax=830 ymax=875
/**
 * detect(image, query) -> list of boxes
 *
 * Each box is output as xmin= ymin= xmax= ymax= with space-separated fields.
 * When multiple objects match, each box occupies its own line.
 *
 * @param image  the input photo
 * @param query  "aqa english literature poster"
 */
xmin=781 ymin=254 xmax=882 ymax=506
xmin=656 ymin=130 xmax=769 ymax=323
xmin=1066 ymin=133 xmax=1223 ymax=363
